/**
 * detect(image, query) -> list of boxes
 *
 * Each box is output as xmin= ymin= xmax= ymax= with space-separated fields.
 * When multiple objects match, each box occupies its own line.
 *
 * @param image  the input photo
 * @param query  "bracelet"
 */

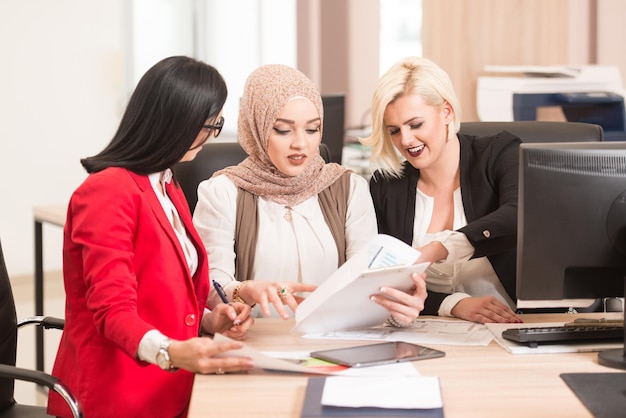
xmin=386 ymin=315 xmax=419 ymax=328
xmin=232 ymin=280 xmax=256 ymax=308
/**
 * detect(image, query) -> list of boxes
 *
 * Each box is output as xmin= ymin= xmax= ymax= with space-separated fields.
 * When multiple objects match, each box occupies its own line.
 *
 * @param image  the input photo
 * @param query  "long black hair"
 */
xmin=81 ymin=56 xmax=227 ymax=174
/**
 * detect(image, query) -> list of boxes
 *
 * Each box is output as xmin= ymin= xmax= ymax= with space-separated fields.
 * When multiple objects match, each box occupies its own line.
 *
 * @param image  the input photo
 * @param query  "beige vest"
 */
xmin=234 ymin=171 xmax=351 ymax=282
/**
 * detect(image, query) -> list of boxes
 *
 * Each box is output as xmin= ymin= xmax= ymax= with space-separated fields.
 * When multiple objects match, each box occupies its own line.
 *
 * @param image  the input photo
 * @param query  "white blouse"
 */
xmin=193 ymin=172 xmax=378 ymax=316
xmin=138 ymin=170 xmax=201 ymax=365
xmin=413 ymin=187 xmax=516 ymax=316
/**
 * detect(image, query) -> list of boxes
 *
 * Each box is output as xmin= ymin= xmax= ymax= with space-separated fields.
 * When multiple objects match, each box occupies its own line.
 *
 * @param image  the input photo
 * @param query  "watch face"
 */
xmin=156 ymin=349 xmax=171 ymax=370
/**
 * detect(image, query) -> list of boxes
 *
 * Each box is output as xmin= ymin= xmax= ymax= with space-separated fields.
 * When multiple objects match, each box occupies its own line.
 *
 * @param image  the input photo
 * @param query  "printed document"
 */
xmin=213 ymin=333 xmax=420 ymax=376
xmin=304 ymin=318 xmax=493 ymax=346
xmin=291 ymin=234 xmax=428 ymax=334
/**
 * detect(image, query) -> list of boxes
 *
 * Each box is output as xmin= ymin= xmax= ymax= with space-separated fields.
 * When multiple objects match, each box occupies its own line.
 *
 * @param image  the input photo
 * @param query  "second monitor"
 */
xmin=321 ymin=94 xmax=345 ymax=164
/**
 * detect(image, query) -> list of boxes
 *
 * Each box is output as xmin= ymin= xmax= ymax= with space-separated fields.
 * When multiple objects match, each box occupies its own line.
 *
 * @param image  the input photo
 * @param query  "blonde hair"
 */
xmin=361 ymin=56 xmax=461 ymax=178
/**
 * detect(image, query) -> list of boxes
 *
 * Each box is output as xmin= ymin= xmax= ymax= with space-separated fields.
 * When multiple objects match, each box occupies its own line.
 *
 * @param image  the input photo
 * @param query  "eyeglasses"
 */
xmin=203 ymin=116 xmax=224 ymax=139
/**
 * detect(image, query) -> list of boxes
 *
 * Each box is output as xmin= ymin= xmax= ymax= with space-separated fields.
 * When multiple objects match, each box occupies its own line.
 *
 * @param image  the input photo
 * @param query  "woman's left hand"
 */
xmin=370 ymin=272 xmax=427 ymax=326
xmin=202 ymin=302 xmax=255 ymax=340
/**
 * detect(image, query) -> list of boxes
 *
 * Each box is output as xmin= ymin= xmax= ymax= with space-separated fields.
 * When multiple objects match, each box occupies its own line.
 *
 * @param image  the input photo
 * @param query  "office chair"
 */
xmin=173 ymin=142 xmax=332 ymax=213
xmin=0 ymin=239 xmax=82 ymax=418
xmin=459 ymin=120 xmax=604 ymax=143
xmin=460 ymin=121 xmax=622 ymax=313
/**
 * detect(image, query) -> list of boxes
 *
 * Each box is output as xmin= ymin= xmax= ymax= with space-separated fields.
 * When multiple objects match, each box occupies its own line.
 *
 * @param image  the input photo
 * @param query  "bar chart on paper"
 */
xmin=366 ymin=235 xmax=420 ymax=269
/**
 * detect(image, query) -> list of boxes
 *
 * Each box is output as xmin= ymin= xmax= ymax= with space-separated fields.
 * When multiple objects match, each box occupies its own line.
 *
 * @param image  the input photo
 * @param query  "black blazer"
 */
xmin=369 ymin=132 xmax=521 ymax=314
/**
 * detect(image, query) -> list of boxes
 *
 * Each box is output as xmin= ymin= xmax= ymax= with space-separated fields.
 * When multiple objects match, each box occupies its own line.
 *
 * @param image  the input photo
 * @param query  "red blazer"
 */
xmin=48 ymin=168 xmax=210 ymax=418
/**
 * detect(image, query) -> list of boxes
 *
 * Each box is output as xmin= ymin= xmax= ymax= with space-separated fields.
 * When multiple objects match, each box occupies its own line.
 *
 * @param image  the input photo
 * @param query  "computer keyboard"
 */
xmin=502 ymin=325 xmax=624 ymax=347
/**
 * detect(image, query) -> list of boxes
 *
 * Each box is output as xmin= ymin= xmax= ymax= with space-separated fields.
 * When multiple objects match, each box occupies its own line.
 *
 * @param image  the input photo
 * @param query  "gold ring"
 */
xmin=277 ymin=285 xmax=290 ymax=300
xmin=215 ymin=367 xmax=225 ymax=375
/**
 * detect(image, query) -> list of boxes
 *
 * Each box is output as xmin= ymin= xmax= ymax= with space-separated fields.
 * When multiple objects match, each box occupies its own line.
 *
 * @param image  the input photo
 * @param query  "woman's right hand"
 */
xmin=238 ymin=281 xmax=318 ymax=319
xmin=167 ymin=337 xmax=254 ymax=374
xmin=451 ymin=296 xmax=523 ymax=324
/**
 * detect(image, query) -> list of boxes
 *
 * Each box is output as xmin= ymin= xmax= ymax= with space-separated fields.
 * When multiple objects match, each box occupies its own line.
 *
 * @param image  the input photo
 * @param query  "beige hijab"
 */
xmin=215 ymin=64 xmax=347 ymax=206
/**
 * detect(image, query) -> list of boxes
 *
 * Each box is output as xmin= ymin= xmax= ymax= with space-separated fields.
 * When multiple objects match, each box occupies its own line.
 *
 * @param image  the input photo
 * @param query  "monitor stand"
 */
xmin=597 ymin=276 xmax=626 ymax=369
xmin=598 ymin=339 xmax=626 ymax=369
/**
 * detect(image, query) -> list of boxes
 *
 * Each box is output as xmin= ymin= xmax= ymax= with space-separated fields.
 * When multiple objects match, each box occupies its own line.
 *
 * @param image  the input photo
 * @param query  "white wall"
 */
xmin=0 ymin=0 xmax=126 ymax=276
xmin=0 ymin=0 xmax=298 ymax=277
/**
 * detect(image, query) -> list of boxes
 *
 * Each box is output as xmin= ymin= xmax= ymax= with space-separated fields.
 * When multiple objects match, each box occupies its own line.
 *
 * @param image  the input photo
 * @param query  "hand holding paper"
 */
xmin=292 ymin=234 xmax=429 ymax=334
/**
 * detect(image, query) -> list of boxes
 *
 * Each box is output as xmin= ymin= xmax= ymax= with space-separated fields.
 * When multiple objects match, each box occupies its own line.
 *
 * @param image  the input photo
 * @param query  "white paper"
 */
xmin=292 ymin=234 xmax=428 ymax=334
xmin=304 ymin=318 xmax=493 ymax=346
xmin=321 ymin=376 xmax=443 ymax=409
xmin=213 ymin=333 xmax=330 ymax=374
xmin=261 ymin=352 xmax=422 ymax=376
xmin=486 ymin=322 xmax=623 ymax=354
xmin=213 ymin=334 xmax=422 ymax=376
xmin=365 ymin=234 xmax=423 ymax=268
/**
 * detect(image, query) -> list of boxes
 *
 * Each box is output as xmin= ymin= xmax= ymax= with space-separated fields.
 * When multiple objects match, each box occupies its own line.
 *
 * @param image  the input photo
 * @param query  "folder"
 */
xmin=301 ymin=377 xmax=444 ymax=418
xmin=292 ymin=234 xmax=428 ymax=335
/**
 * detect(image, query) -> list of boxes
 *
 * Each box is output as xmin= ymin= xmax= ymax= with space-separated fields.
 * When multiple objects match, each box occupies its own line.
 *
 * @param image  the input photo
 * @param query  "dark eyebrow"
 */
xmin=275 ymin=117 xmax=321 ymax=125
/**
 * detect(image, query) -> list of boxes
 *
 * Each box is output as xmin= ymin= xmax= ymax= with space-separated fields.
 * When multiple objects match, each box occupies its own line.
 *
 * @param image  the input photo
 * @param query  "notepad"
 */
xmin=322 ymin=376 xmax=442 ymax=409
xmin=301 ymin=376 xmax=444 ymax=417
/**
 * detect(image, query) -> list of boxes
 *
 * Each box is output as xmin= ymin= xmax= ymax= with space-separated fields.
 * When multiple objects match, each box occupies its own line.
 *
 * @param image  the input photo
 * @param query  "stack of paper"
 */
xmin=301 ymin=376 xmax=444 ymax=417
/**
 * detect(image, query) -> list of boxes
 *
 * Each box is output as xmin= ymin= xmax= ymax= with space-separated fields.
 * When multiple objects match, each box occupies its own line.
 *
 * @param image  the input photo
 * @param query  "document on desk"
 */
xmin=302 ymin=319 xmax=493 ymax=346
xmin=301 ymin=376 xmax=444 ymax=417
xmin=292 ymin=234 xmax=429 ymax=335
xmin=486 ymin=322 xmax=623 ymax=354
xmin=213 ymin=333 xmax=420 ymax=376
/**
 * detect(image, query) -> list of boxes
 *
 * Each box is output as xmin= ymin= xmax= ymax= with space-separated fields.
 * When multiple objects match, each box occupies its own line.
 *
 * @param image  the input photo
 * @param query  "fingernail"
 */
xmin=233 ymin=319 xmax=241 ymax=326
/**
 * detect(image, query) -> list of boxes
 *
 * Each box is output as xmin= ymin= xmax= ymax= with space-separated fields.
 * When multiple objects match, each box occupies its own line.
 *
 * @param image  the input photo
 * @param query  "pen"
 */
xmin=212 ymin=280 xmax=229 ymax=304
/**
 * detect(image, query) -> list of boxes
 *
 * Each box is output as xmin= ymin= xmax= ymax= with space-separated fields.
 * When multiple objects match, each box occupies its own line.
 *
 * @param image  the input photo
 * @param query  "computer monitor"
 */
xmin=321 ymin=94 xmax=346 ymax=164
xmin=516 ymin=141 xmax=626 ymax=369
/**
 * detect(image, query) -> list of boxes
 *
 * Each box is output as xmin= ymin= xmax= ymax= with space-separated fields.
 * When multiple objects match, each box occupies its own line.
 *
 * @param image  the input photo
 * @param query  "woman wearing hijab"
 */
xmin=193 ymin=64 xmax=426 ymax=326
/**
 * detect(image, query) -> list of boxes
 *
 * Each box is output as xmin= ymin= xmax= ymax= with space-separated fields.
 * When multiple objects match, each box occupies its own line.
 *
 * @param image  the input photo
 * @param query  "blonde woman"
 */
xmin=362 ymin=56 xmax=523 ymax=324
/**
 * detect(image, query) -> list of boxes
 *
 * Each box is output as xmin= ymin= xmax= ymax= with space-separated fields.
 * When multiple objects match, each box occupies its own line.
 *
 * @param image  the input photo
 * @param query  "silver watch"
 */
xmin=156 ymin=338 xmax=177 ymax=371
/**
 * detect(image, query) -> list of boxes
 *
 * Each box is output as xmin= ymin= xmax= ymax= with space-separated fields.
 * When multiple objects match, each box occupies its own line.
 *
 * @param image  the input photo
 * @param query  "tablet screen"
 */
xmin=310 ymin=342 xmax=445 ymax=368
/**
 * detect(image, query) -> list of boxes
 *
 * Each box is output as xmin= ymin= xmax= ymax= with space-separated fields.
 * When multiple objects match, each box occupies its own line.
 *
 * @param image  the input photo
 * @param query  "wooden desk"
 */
xmin=33 ymin=204 xmax=67 ymax=372
xmin=189 ymin=313 xmax=624 ymax=418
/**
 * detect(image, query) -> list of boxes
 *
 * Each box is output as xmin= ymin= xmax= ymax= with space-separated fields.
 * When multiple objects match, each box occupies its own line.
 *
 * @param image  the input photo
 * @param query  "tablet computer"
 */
xmin=310 ymin=342 xmax=445 ymax=368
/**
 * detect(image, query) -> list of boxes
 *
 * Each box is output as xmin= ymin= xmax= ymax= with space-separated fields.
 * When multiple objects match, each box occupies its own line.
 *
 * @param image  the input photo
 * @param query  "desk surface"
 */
xmin=33 ymin=204 xmax=67 ymax=226
xmin=189 ymin=313 xmax=624 ymax=418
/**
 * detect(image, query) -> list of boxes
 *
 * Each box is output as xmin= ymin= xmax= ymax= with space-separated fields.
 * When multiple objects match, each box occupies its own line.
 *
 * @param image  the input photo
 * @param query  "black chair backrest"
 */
xmin=173 ymin=142 xmax=332 ymax=214
xmin=459 ymin=121 xmax=604 ymax=143
xmin=174 ymin=142 xmax=247 ymax=214
xmin=0 ymin=240 xmax=18 ymax=410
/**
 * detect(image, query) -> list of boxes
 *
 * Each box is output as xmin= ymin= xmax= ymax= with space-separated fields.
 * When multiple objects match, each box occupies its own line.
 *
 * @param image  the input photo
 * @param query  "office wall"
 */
xmin=421 ymin=0 xmax=626 ymax=121
xmin=297 ymin=0 xmax=380 ymax=129
xmin=2 ymin=0 xmax=625 ymax=277
xmin=0 ymin=1 xmax=126 ymax=276
xmin=422 ymin=0 xmax=570 ymax=121
xmin=597 ymin=0 xmax=626 ymax=83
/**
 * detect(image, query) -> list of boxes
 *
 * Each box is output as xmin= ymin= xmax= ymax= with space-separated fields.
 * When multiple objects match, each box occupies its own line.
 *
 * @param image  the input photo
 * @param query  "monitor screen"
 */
xmin=321 ymin=94 xmax=346 ymax=164
xmin=516 ymin=141 xmax=626 ymax=309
